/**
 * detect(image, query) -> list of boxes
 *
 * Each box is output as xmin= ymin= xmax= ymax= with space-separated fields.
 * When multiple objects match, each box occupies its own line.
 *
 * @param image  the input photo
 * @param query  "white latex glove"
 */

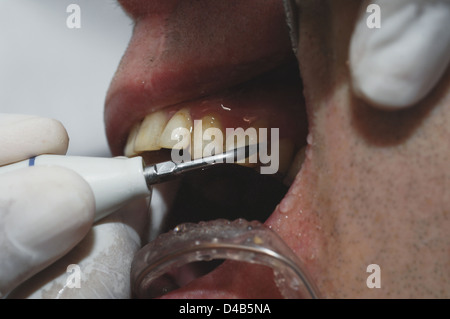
xmin=350 ymin=0 xmax=450 ymax=110
xmin=0 ymin=114 xmax=150 ymax=298
xmin=0 ymin=114 xmax=95 ymax=297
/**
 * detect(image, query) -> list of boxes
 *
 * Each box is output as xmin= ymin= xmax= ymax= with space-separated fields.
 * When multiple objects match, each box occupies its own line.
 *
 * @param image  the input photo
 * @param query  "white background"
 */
xmin=0 ymin=0 xmax=133 ymax=156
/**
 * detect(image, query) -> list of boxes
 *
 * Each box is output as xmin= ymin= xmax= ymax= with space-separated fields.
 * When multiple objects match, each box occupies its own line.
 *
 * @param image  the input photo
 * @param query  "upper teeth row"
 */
xmin=124 ymin=108 xmax=298 ymax=175
xmin=124 ymin=108 xmax=223 ymax=158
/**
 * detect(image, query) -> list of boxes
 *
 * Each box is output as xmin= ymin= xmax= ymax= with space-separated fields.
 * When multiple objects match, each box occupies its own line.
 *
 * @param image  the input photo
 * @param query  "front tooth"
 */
xmin=159 ymin=108 xmax=193 ymax=149
xmin=249 ymin=119 xmax=269 ymax=165
xmin=134 ymin=111 xmax=169 ymax=152
xmin=225 ymin=126 xmax=258 ymax=164
xmin=124 ymin=122 xmax=141 ymax=157
xmin=225 ymin=119 xmax=267 ymax=165
xmin=192 ymin=115 xmax=223 ymax=159
xmin=284 ymin=145 xmax=306 ymax=186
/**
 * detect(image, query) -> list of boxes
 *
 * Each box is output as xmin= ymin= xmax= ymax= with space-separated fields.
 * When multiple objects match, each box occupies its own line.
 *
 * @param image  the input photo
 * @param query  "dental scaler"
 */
xmin=0 ymin=146 xmax=254 ymax=222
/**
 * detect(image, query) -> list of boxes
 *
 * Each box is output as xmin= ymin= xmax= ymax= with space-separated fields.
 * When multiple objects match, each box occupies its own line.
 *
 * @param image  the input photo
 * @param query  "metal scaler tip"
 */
xmin=143 ymin=144 xmax=257 ymax=188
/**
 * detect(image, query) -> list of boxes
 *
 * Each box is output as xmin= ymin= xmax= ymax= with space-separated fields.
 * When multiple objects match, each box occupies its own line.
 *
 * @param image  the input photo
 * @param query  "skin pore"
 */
xmin=105 ymin=0 xmax=450 ymax=298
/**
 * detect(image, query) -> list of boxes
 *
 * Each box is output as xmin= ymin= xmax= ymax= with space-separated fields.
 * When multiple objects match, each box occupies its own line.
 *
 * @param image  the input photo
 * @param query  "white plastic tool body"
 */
xmin=0 ymin=155 xmax=150 ymax=222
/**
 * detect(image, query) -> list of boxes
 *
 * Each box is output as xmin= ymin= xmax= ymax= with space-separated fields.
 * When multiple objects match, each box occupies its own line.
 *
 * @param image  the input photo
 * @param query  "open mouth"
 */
xmin=99 ymin=0 xmax=450 ymax=299
xmin=105 ymin=0 xmax=312 ymax=299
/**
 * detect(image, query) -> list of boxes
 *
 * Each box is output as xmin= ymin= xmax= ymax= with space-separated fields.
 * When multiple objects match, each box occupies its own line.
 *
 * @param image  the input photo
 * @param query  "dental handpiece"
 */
xmin=0 ymin=145 xmax=254 ymax=222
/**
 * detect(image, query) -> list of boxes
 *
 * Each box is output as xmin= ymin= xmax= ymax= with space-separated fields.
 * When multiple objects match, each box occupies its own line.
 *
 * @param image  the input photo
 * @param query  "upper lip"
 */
xmin=103 ymin=1 xmax=294 ymax=156
xmin=104 ymin=58 xmax=293 ymax=156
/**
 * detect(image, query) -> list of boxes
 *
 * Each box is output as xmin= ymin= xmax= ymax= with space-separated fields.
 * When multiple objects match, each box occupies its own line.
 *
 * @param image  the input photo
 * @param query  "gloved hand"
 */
xmin=0 ymin=114 xmax=95 ymax=297
xmin=0 ymin=114 xmax=149 ymax=298
xmin=350 ymin=0 xmax=450 ymax=110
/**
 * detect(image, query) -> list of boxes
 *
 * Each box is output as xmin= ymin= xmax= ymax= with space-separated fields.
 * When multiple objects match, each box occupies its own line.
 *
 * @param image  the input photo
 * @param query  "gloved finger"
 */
xmin=7 ymin=197 xmax=149 ymax=298
xmin=0 ymin=114 xmax=69 ymax=165
xmin=0 ymin=166 xmax=95 ymax=297
xmin=350 ymin=0 xmax=450 ymax=110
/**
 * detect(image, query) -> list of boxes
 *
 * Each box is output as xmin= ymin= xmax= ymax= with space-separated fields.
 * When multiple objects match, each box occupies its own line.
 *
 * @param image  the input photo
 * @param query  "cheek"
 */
xmin=308 ymin=73 xmax=450 ymax=298
xmin=273 ymin=0 xmax=450 ymax=297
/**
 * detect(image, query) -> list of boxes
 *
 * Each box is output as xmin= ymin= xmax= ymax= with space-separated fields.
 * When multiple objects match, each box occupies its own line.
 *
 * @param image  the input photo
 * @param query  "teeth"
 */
xmin=225 ymin=119 xmax=267 ymax=165
xmin=124 ymin=122 xmax=141 ymax=157
xmin=124 ymin=110 xmax=297 ymax=178
xmin=284 ymin=145 xmax=306 ymax=186
xmin=134 ymin=111 xmax=169 ymax=152
xmin=225 ymin=128 xmax=258 ymax=165
xmin=192 ymin=115 xmax=223 ymax=159
xmin=247 ymin=119 xmax=269 ymax=165
xmin=159 ymin=109 xmax=193 ymax=149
